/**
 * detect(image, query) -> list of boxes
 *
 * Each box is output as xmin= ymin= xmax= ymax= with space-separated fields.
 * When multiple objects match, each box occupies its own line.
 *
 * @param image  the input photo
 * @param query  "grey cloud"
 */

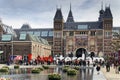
xmin=0 ymin=0 xmax=119 ymax=28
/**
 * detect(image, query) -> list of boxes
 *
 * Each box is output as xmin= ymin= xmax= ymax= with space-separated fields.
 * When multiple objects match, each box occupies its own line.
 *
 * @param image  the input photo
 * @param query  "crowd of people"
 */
xmin=10 ymin=55 xmax=120 ymax=74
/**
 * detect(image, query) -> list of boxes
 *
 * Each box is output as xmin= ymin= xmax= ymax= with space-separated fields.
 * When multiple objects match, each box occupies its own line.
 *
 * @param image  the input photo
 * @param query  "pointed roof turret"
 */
xmin=103 ymin=5 xmax=113 ymax=19
xmin=98 ymin=2 xmax=105 ymax=21
xmin=54 ymin=8 xmax=63 ymax=20
xmin=66 ymin=3 xmax=74 ymax=22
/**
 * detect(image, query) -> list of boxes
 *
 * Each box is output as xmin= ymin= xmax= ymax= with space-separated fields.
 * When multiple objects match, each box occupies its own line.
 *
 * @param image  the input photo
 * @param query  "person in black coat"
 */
xmin=96 ymin=64 xmax=101 ymax=74
xmin=106 ymin=61 xmax=110 ymax=72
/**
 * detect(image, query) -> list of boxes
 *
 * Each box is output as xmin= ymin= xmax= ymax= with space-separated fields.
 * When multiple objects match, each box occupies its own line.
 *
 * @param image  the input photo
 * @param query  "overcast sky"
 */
xmin=0 ymin=0 xmax=119 ymax=29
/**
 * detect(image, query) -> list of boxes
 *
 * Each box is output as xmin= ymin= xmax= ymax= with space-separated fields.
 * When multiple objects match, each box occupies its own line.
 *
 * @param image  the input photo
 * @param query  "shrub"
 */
xmin=67 ymin=69 xmax=77 ymax=76
xmin=2 ymin=66 xmax=9 ymax=70
xmin=31 ymin=68 xmax=40 ymax=73
xmin=0 ymin=68 xmax=9 ymax=73
xmin=14 ymin=65 xmax=19 ymax=69
xmin=48 ymin=73 xmax=61 ymax=80
xmin=73 ymin=66 xmax=80 ymax=70
xmin=42 ymin=65 xmax=49 ymax=69
xmin=62 ymin=67 xmax=69 ymax=72
xmin=37 ymin=67 xmax=44 ymax=71
xmin=64 ymin=65 xmax=69 ymax=68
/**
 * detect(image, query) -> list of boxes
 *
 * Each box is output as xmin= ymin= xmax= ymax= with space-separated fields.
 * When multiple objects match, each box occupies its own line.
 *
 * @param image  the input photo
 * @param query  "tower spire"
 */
xmin=98 ymin=1 xmax=104 ymax=21
xmin=101 ymin=1 xmax=103 ymax=10
xmin=109 ymin=4 xmax=110 ymax=8
xmin=70 ymin=2 xmax=71 ymax=10
xmin=103 ymin=4 xmax=113 ymax=19
xmin=54 ymin=8 xmax=63 ymax=20
xmin=66 ymin=3 xmax=74 ymax=22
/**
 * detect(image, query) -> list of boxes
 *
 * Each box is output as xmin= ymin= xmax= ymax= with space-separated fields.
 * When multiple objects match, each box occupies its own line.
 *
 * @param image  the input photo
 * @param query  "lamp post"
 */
xmin=11 ymin=35 xmax=14 ymax=63
xmin=4 ymin=44 xmax=7 ymax=63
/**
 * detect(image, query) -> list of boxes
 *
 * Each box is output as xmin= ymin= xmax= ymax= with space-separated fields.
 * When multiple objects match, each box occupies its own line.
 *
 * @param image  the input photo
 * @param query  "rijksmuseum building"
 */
xmin=14 ymin=5 xmax=120 ymax=57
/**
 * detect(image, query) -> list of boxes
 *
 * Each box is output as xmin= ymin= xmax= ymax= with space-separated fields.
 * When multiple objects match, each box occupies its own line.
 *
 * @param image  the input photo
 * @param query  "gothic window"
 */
xmin=105 ymin=32 xmax=111 ymax=38
xmin=97 ymin=31 xmax=103 ymax=36
xmin=55 ymin=24 xmax=61 ymax=30
xmin=54 ymin=32 xmax=62 ymax=38
xmin=90 ymin=31 xmax=96 ymax=36
xmin=79 ymin=31 xmax=86 ymax=35
xmin=69 ymin=31 xmax=74 ymax=36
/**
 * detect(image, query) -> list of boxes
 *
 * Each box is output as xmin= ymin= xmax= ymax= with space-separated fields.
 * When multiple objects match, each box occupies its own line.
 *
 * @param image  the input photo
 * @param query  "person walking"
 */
xmin=115 ymin=61 xmax=119 ymax=74
xmin=106 ymin=61 xmax=110 ymax=72
xmin=96 ymin=64 xmax=101 ymax=74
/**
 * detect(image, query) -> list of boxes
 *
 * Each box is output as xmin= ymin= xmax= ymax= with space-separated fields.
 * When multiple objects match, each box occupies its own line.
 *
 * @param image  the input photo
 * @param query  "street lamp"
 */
xmin=4 ymin=44 xmax=7 ymax=63
xmin=11 ymin=34 xmax=14 ymax=63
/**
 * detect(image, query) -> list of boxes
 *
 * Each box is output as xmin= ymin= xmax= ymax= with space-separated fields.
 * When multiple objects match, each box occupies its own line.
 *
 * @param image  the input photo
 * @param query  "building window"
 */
xmin=55 ymin=24 xmax=61 ymax=30
xmin=41 ymin=31 xmax=48 ymax=37
xmin=97 ymin=31 xmax=103 ymax=36
xmin=69 ymin=32 xmax=74 ymax=36
xmin=19 ymin=33 xmax=27 ymax=40
xmin=79 ymin=31 xmax=86 ymax=35
xmin=90 ymin=31 xmax=96 ymax=36
xmin=105 ymin=32 xmax=111 ymax=38
xmin=78 ymin=25 xmax=88 ymax=30
xmin=2 ymin=34 xmax=12 ymax=41
xmin=48 ymin=31 xmax=53 ymax=36
xmin=34 ymin=31 xmax=40 ymax=36
xmin=27 ymin=31 xmax=33 ymax=35
xmin=54 ymin=32 xmax=62 ymax=38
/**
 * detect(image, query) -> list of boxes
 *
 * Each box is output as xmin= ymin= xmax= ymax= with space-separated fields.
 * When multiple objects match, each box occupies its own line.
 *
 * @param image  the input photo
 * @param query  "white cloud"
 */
xmin=0 ymin=0 xmax=119 ymax=28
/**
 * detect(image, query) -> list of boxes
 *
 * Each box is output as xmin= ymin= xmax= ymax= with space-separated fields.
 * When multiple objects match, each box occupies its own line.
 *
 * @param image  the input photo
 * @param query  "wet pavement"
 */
xmin=93 ymin=67 xmax=106 ymax=80
xmin=0 ymin=66 xmax=94 ymax=80
xmin=0 ymin=64 xmax=107 ymax=80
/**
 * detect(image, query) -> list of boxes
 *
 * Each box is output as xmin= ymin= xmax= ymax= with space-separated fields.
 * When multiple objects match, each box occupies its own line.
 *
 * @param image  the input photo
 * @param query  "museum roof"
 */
xmin=64 ymin=21 xmax=103 ymax=30
xmin=0 ymin=21 xmax=17 ymax=37
xmin=28 ymin=34 xmax=49 ymax=45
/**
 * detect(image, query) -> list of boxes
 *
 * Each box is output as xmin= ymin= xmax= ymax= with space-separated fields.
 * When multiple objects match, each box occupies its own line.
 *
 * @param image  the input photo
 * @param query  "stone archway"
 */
xmin=76 ymin=48 xmax=88 ymax=58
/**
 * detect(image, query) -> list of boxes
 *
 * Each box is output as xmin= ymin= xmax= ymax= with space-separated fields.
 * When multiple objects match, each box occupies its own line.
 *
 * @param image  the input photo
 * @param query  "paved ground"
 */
xmin=0 ymin=64 xmax=120 ymax=80
xmin=101 ymin=67 xmax=120 ymax=80
xmin=93 ymin=67 xmax=106 ymax=80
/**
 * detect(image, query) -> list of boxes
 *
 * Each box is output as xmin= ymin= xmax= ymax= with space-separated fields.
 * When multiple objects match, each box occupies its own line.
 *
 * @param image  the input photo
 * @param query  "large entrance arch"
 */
xmin=76 ymin=48 xmax=88 ymax=58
